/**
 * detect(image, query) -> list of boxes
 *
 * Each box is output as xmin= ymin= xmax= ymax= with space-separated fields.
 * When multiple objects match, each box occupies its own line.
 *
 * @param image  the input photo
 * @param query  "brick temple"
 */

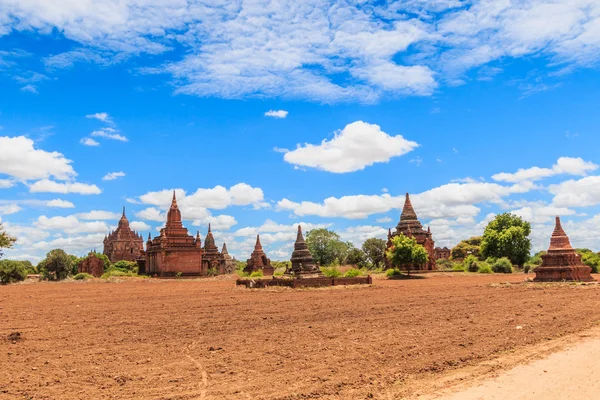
xmin=244 ymin=235 xmax=274 ymax=276
xmin=435 ymin=247 xmax=451 ymax=260
xmin=287 ymin=225 xmax=320 ymax=275
xmin=534 ymin=216 xmax=594 ymax=282
xmin=103 ymin=207 xmax=144 ymax=263
xmin=386 ymin=193 xmax=436 ymax=270
xmin=202 ymin=224 xmax=227 ymax=273
xmin=78 ymin=251 xmax=104 ymax=277
xmin=221 ymin=243 xmax=236 ymax=274
xmin=145 ymin=192 xmax=204 ymax=276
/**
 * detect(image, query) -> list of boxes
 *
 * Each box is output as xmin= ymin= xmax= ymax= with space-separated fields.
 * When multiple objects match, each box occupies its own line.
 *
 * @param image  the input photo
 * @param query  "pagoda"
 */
xmin=222 ymin=243 xmax=236 ymax=274
xmin=244 ymin=235 xmax=274 ymax=276
xmin=145 ymin=192 xmax=204 ymax=276
xmin=103 ymin=207 xmax=144 ymax=263
xmin=534 ymin=217 xmax=594 ymax=282
xmin=287 ymin=225 xmax=320 ymax=275
xmin=202 ymin=224 xmax=226 ymax=273
xmin=386 ymin=193 xmax=436 ymax=270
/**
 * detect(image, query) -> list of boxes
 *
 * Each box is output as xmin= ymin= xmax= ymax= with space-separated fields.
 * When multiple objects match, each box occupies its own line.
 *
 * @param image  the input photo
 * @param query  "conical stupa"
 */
xmin=244 ymin=235 xmax=274 ymax=276
xmin=288 ymin=225 xmax=320 ymax=275
xmin=534 ymin=216 xmax=594 ymax=282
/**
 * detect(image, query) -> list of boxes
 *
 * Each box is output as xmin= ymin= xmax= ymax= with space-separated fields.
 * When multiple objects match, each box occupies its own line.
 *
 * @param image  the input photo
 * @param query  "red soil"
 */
xmin=1 ymin=274 xmax=600 ymax=399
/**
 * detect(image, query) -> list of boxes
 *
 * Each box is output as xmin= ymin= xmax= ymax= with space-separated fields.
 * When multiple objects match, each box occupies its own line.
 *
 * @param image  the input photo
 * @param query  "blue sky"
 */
xmin=1 ymin=0 xmax=600 ymax=262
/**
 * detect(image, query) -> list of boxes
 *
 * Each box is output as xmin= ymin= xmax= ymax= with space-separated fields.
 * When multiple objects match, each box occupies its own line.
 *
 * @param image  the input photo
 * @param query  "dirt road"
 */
xmin=1 ymin=274 xmax=600 ymax=399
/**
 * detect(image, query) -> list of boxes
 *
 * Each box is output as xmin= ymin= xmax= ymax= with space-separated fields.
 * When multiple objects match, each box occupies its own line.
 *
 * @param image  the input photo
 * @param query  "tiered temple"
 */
xmin=202 ymin=224 xmax=227 ymax=273
xmin=534 ymin=216 xmax=594 ymax=282
xmin=386 ymin=193 xmax=436 ymax=270
xmin=221 ymin=243 xmax=236 ymax=274
xmin=287 ymin=225 xmax=320 ymax=275
xmin=145 ymin=192 xmax=204 ymax=276
xmin=103 ymin=207 xmax=144 ymax=263
xmin=244 ymin=235 xmax=274 ymax=276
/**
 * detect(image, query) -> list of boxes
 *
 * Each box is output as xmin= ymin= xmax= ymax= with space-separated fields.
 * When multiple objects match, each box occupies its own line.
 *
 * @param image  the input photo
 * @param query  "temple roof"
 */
xmin=166 ymin=191 xmax=183 ymax=229
xmin=204 ymin=223 xmax=219 ymax=252
xmin=549 ymin=216 xmax=573 ymax=251
xmin=222 ymin=242 xmax=229 ymax=255
xmin=106 ymin=206 xmax=142 ymax=242
xmin=400 ymin=193 xmax=418 ymax=222
xmin=395 ymin=193 xmax=425 ymax=234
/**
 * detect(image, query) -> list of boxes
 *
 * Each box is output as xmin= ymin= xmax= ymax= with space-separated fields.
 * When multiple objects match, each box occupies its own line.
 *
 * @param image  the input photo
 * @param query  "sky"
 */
xmin=1 ymin=0 xmax=600 ymax=263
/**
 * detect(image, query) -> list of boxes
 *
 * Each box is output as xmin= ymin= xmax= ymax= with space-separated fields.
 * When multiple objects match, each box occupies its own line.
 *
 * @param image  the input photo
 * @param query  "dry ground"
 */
xmin=1 ymin=274 xmax=600 ymax=400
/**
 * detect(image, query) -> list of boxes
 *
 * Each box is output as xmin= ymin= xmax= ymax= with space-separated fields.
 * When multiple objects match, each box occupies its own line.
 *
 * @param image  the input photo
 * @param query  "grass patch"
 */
xmin=73 ymin=273 xmax=94 ymax=280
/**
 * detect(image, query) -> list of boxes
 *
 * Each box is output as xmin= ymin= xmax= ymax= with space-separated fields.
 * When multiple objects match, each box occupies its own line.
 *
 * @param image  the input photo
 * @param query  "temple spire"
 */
xmin=208 ymin=223 xmax=212 ymax=233
xmin=297 ymin=225 xmax=304 ymax=242
xmin=222 ymin=242 xmax=229 ymax=255
xmin=122 ymin=206 xmax=126 ymax=217
xmin=400 ymin=192 xmax=418 ymax=222
xmin=171 ymin=190 xmax=177 ymax=207
xmin=549 ymin=216 xmax=573 ymax=250
xmin=255 ymin=234 xmax=263 ymax=250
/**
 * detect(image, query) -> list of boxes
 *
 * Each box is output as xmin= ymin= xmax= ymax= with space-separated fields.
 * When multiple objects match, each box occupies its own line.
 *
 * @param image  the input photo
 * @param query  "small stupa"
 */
xmin=244 ymin=235 xmax=274 ymax=276
xmin=287 ymin=225 xmax=320 ymax=276
xmin=534 ymin=216 xmax=594 ymax=282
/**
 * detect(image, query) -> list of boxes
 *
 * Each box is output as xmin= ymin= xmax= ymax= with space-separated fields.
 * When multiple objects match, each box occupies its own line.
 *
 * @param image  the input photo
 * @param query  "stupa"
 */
xmin=202 ymin=224 xmax=226 ymax=273
xmin=386 ymin=193 xmax=436 ymax=270
xmin=244 ymin=235 xmax=274 ymax=276
xmin=287 ymin=225 xmax=320 ymax=275
xmin=534 ymin=216 xmax=594 ymax=282
xmin=222 ymin=243 xmax=236 ymax=274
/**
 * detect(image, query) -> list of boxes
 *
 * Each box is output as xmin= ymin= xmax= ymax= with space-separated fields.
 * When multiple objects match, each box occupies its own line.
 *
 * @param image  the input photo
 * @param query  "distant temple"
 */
xmin=103 ymin=207 xmax=144 ymax=263
xmin=435 ymin=247 xmax=451 ymax=260
xmin=78 ymin=251 xmax=104 ymax=277
xmin=287 ymin=225 xmax=320 ymax=275
xmin=386 ymin=193 xmax=436 ymax=270
xmin=145 ymin=192 xmax=204 ymax=276
xmin=221 ymin=243 xmax=236 ymax=274
xmin=244 ymin=235 xmax=274 ymax=276
xmin=202 ymin=224 xmax=227 ymax=273
xmin=534 ymin=216 xmax=594 ymax=282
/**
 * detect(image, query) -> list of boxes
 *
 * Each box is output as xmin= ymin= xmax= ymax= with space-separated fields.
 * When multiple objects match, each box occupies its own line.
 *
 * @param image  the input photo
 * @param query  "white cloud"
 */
xmin=549 ymin=176 xmax=600 ymax=207
xmin=130 ymin=221 xmax=151 ymax=231
xmin=76 ymin=210 xmax=121 ymax=220
xmin=20 ymin=84 xmax=38 ymax=94
xmin=80 ymin=137 xmax=100 ymax=146
xmin=0 ymin=204 xmax=22 ymax=215
xmin=46 ymin=199 xmax=75 ymax=208
xmin=0 ymin=136 xmax=75 ymax=181
xmin=264 ymin=110 xmax=288 ymax=118
xmin=376 ymin=217 xmax=392 ymax=223
xmin=102 ymin=171 xmax=125 ymax=181
xmin=0 ymin=179 xmax=15 ymax=188
xmin=91 ymin=128 xmax=128 ymax=142
xmin=192 ymin=215 xmax=237 ymax=231
xmin=35 ymin=215 xmax=109 ymax=234
xmin=282 ymin=121 xmax=419 ymax=173
xmin=135 ymin=207 xmax=166 ymax=222
xmin=29 ymin=179 xmax=102 ymax=195
xmin=86 ymin=112 xmax=112 ymax=124
xmin=492 ymin=157 xmax=598 ymax=183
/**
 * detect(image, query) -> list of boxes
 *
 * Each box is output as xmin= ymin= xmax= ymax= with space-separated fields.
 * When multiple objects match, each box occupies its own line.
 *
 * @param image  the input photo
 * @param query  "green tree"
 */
xmin=0 ymin=259 xmax=28 ymax=284
xmin=450 ymin=236 xmax=481 ymax=260
xmin=305 ymin=228 xmax=351 ymax=267
xmin=481 ymin=213 xmax=531 ymax=266
xmin=576 ymin=249 xmax=600 ymax=273
xmin=386 ymin=234 xmax=428 ymax=275
xmin=345 ymin=247 xmax=367 ymax=268
xmin=362 ymin=238 xmax=387 ymax=269
xmin=0 ymin=223 xmax=17 ymax=259
xmin=38 ymin=249 xmax=73 ymax=281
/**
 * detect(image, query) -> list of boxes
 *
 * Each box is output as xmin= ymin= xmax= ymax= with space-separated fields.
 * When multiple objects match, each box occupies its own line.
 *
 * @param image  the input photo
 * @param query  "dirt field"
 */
xmin=2 ymin=274 xmax=600 ymax=400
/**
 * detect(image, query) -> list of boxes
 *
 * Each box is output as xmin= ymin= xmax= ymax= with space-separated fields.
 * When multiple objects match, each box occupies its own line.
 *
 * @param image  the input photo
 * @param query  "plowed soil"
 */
xmin=1 ymin=274 xmax=600 ymax=400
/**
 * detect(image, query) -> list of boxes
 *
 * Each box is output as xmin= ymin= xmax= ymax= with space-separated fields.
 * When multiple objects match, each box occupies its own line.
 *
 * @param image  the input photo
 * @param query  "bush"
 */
xmin=491 ymin=257 xmax=513 ymax=274
xmin=436 ymin=259 xmax=454 ymax=270
xmin=73 ymin=273 xmax=94 ymax=280
xmin=207 ymin=268 xmax=218 ymax=276
xmin=344 ymin=268 xmax=362 ymax=278
xmin=478 ymin=263 xmax=493 ymax=274
xmin=273 ymin=270 xmax=284 ymax=277
xmin=112 ymin=260 xmax=137 ymax=271
xmin=523 ymin=263 xmax=536 ymax=273
xmin=452 ymin=263 xmax=466 ymax=272
xmin=321 ymin=266 xmax=342 ymax=278
xmin=0 ymin=260 xmax=28 ymax=284
xmin=249 ymin=271 xmax=263 ymax=278
xmin=463 ymin=255 xmax=479 ymax=272
xmin=385 ymin=268 xmax=403 ymax=278
xmin=101 ymin=269 xmax=135 ymax=279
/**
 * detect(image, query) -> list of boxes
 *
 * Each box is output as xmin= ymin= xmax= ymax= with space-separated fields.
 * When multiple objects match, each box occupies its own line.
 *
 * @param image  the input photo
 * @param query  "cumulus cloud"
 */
xmin=46 ymin=199 xmax=75 ymax=208
xmin=0 ymin=204 xmax=22 ymax=215
xmin=265 ymin=110 xmax=288 ymax=118
xmin=492 ymin=157 xmax=598 ymax=183
xmin=0 ymin=136 xmax=75 ymax=181
xmin=29 ymin=179 xmax=102 ymax=195
xmin=102 ymin=171 xmax=125 ymax=181
xmin=135 ymin=207 xmax=166 ymax=222
xmin=130 ymin=221 xmax=151 ymax=231
xmin=0 ymin=179 xmax=15 ymax=188
xmin=76 ymin=210 xmax=121 ymax=220
xmin=35 ymin=215 xmax=109 ymax=234
xmin=549 ymin=176 xmax=600 ymax=207
xmin=282 ymin=121 xmax=419 ymax=173
xmin=86 ymin=112 xmax=112 ymax=123
xmin=80 ymin=137 xmax=100 ymax=146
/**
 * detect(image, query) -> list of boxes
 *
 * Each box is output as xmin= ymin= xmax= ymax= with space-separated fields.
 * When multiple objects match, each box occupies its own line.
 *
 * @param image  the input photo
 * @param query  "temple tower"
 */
xmin=103 ymin=207 xmax=144 ymax=263
xmin=244 ymin=235 xmax=274 ymax=276
xmin=288 ymin=225 xmax=320 ymax=275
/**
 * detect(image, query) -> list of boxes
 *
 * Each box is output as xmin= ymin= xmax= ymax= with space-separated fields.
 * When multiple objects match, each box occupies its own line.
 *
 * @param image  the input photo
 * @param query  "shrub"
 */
xmin=273 ymin=270 xmax=284 ymax=277
xmin=452 ymin=263 xmax=465 ymax=272
xmin=463 ymin=255 xmax=479 ymax=272
xmin=491 ymin=257 xmax=513 ymax=274
xmin=436 ymin=259 xmax=453 ymax=270
xmin=478 ymin=263 xmax=493 ymax=274
xmin=385 ymin=268 xmax=403 ymax=278
xmin=175 ymin=272 xmax=183 ymax=278
xmin=344 ymin=268 xmax=362 ymax=278
xmin=523 ymin=263 xmax=535 ymax=273
xmin=101 ymin=269 xmax=135 ymax=279
xmin=321 ymin=266 xmax=342 ymax=278
xmin=0 ymin=260 xmax=28 ymax=284
xmin=112 ymin=260 xmax=138 ymax=271
xmin=73 ymin=273 xmax=94 ymax=280
xmin=249 ymin=271 xmax=263 ymax=278
xmin=207 ymin=268 xmax=218 ymax=276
